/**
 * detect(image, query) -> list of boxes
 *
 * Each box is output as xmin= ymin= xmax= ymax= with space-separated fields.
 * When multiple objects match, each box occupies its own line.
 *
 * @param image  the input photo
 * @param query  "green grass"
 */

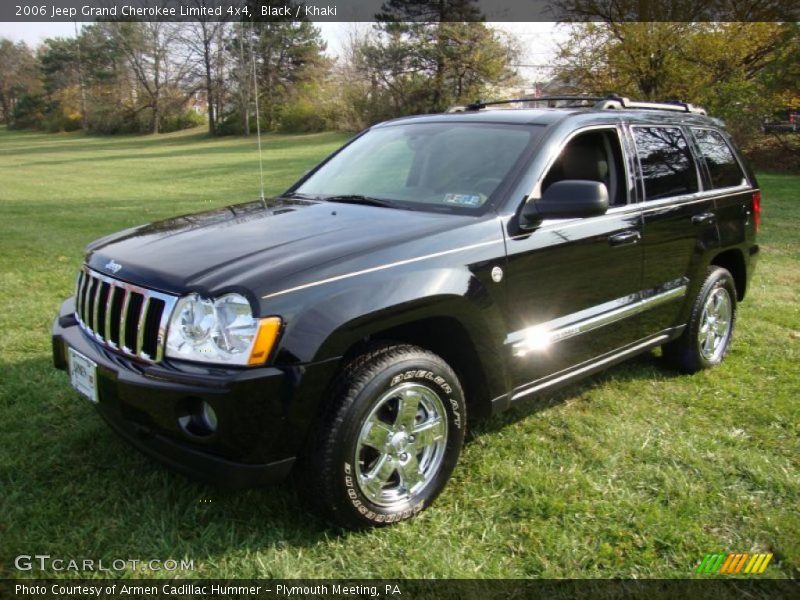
xmin=1 ymin=126 xmax=798 ymax=579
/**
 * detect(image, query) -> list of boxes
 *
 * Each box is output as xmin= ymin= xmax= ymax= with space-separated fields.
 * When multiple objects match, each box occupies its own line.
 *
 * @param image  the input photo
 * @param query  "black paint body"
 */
xmin=52 ymin=108 xmax=759 ymax=485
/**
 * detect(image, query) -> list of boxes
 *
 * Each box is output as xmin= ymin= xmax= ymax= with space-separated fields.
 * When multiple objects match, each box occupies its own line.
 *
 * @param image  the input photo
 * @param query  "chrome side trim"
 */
xmin=512 ymin=334 xmax=670 ymax=401
xmin=507 ymin=284 xmax=686 ymax=357
xmin=262 ymin=238 xmax=503 ymax=300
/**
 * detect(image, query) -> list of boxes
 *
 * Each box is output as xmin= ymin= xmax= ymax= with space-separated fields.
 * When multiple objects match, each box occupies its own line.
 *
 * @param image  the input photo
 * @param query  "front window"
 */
xmin=293 ymin=122 xmax=540 ymax=213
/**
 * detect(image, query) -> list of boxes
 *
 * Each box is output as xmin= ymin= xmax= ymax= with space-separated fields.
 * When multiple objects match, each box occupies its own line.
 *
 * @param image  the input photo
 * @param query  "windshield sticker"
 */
xmin=444 ymin=193 xmax=483 ymax=206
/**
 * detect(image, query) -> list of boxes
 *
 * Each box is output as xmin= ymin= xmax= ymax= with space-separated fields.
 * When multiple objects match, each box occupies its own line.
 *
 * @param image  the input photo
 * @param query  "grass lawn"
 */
xmin=0 ymin=126 xmax=797 ymax=579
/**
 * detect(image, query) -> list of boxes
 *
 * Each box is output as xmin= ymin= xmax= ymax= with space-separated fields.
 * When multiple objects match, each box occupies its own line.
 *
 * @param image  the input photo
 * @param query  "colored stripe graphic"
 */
xmin=697 ymin=553 xmax=773 ymax=574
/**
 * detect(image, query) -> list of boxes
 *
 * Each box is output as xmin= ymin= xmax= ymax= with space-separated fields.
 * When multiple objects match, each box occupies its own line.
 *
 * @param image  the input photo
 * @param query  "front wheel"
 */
xmin=303 ymin=344 xmax=466 ymax=529
xmin=663 ymin=266 xmax=737 ymax=373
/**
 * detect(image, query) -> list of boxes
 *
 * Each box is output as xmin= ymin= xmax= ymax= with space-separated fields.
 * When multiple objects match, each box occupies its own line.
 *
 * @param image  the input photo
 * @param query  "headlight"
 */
xmin=165 ymin=293 xmax=281 ymax=366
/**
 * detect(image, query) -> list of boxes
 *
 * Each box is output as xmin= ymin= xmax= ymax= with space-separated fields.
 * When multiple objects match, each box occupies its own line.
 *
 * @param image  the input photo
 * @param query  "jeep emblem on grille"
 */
xmin=104 ymin=259 xmax=122 ymax=274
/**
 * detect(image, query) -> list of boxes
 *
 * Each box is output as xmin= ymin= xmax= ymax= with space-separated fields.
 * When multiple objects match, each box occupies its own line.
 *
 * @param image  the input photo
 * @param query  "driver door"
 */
xmin=503 ymin=126 xmax=645 ymax=394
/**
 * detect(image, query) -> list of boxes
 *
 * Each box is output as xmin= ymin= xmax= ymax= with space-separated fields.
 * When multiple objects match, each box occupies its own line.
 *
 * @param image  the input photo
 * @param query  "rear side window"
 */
xmin=633 ymin=127 xmax=699 ymax=200
xmin=692 ymin=129 xmax=746 ymax=189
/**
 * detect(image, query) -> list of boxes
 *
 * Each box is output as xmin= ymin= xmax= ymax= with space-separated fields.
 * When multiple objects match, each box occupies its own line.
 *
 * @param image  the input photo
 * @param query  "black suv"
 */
xmin=52 ymin=96 xmax=760 ymax=529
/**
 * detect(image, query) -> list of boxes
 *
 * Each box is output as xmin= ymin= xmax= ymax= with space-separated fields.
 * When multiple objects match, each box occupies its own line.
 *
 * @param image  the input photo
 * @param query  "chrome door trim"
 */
xmin=506 ymin=282 xmax=687 ymax=357
xmin=511 ymin=333 xmax=671 ymax=401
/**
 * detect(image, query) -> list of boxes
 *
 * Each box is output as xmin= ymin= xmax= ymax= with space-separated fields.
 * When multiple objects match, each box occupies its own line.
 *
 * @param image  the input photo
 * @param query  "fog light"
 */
xmin=200 ymin=401 xmax=218 ymax=432
xmin=178 ymin=398 xmax=218 ymax=437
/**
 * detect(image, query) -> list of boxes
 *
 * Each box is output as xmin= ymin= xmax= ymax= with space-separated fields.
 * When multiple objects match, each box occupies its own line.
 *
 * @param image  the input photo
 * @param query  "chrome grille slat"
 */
xmin=92 ymin=279 xmax=103 ymax=334
xmin=104 ymin=282 xmax=116 ymax=347
xmin=79 ymin=273 xmax=91 ymax=321
xmin=136 ymin=296 xmax=150 ymax=358
xmin=75 ymin=272 xmax=86 ymax=318
xmin=119 ymin=288 xmax=132 ymax=354
xmin=73 ymin=267 xmax=177 ymax=364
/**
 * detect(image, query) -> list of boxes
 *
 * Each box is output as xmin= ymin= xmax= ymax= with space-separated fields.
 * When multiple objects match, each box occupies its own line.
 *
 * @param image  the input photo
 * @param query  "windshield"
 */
xmin=293 ymin=122 xmax=539 ymax=213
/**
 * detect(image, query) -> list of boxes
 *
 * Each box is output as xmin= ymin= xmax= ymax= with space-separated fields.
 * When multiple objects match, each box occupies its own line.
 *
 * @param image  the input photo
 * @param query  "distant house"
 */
xmin=187 ymin=91 xmax=208 ymax=115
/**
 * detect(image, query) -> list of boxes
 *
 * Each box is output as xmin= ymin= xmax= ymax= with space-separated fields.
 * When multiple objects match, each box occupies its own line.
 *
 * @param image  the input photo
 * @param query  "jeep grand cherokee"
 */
xmin=52 ymin=96 xmax=760 ymax=529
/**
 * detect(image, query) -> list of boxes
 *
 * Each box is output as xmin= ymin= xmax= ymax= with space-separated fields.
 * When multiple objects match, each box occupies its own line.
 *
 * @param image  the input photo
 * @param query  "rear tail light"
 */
xmin=752 ymin=191 xmax=761 ymax=233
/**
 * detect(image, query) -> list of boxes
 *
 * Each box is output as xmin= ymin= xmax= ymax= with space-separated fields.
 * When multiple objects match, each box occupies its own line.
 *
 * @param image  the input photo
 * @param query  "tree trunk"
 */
xmin=204 ymin=39 xmax=215 ymax=135
xmin=0 ymin=95 xmax=10 ymax=125
xmin=152 ymin=98 xmax=160 ymax=134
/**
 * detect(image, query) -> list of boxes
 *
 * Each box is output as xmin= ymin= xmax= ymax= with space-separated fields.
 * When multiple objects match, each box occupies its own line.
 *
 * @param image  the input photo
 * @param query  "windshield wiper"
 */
xmin=282 ymin=191 xmax=318 ymax=200
xmin=321 ymin=194 xmax=403 ymax=209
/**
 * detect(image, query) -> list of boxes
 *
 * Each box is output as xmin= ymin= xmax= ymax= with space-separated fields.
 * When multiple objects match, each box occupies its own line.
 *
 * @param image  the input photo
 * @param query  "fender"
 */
xmin=276 ymin=265 xmax=507 ymax=387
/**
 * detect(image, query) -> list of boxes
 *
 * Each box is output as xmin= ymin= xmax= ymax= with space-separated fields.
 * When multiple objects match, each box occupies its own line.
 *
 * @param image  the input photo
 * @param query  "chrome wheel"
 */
xmin=355 ymin=382 xmax=448 ymax=508
xmin=698 ymin=286 xmax=732 ymax=362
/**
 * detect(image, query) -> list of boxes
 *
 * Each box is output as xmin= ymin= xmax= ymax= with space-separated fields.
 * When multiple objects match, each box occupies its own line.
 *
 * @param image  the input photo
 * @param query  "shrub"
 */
xmin=159 ymin=109 xmax=206 ymax=133
xmin=278 ymin=98 xmax=328 ymax=133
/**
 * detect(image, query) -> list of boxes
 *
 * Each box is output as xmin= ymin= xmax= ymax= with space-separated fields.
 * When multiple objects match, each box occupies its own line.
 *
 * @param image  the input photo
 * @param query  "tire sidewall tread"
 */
xmin=302 ymin=344 xmax=466 ymax=529
xmin=664 ymin=266 xmax=738 ymax=373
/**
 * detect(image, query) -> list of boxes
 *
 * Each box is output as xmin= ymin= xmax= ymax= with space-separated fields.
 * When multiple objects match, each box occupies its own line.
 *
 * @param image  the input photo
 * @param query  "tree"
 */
xmin=253 ymin=21 xmax=329 ymax=130
xmin=183 ymin=2 xmax=227 ymax=135
xmin=360 ymin=0 xmax=520 ymax=116
xmin=553 ymin=17 xmax=796 ymax=140
xmin=223 ymin=3 xmax=329 ymax=133
xmin=0 ymin=40 xmax=39 ymax=125
xmin=109 ymin=21 xmax=199 ymax=134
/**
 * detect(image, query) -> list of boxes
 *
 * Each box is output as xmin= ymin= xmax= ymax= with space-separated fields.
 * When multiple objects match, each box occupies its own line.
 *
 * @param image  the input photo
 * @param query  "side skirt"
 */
xmin=490 ymin=326 xmax=685 ymax=413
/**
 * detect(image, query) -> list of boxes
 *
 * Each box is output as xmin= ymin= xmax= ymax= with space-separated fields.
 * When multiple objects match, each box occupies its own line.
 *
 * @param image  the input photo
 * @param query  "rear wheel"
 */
xmin=303 ymin=344 xmax=466 ymax=529
xmin=663 ymin=266 xmax=737 ymax=373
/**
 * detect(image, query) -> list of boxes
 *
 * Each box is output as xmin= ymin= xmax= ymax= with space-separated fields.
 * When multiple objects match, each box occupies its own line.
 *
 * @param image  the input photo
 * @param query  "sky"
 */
xmin=0 ymin=21 xmax=566 ymax=83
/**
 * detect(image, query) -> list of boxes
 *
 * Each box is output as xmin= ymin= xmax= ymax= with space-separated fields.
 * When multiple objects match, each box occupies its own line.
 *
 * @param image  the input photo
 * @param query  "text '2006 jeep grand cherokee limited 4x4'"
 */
xmin=53 ymin=95 xmax=760 ymax=529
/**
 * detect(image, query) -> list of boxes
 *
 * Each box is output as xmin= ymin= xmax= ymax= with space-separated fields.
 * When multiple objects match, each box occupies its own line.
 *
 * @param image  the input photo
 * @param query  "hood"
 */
xmin=85 ymin=198 xmax=470 ymax=297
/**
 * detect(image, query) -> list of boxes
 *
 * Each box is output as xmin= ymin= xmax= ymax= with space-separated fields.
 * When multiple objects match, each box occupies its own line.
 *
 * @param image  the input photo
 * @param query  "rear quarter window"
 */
xmin=692 ymin=128 xmax=747 ymax=189
xmin=632 ymin=126 xmax=700 ymax=200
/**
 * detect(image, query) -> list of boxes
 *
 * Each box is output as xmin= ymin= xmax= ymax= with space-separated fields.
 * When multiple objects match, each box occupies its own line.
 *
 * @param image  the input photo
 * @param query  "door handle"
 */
xmin=608 ymin=230 xmax=641 ymax=247
xmin=692 ymin=212 xmax=716 ymax=225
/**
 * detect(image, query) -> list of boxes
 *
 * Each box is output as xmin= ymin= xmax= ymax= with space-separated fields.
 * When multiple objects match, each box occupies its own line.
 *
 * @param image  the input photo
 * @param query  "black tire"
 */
xmin=302 ymin=344 xmax=466 ymax=529
xmin=662 ymin=266 xmax=737 ymax=373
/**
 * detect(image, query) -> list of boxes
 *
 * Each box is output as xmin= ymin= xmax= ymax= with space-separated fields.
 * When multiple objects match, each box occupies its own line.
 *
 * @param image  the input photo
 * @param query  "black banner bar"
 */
xmin=3 ymin=0 xmax=799 ymax=23
xmin=3 ymin=579 xmax=800 ymax=600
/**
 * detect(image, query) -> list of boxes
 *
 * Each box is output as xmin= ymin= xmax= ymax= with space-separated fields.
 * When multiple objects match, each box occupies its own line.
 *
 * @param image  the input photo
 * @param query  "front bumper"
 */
xmin=52 ymin=297 xmax=338 ymax=488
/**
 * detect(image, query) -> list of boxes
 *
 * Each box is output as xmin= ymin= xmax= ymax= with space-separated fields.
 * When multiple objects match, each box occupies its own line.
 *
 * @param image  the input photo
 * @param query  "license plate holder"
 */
xmin=68 ymin=347 xmax=98 ymax=404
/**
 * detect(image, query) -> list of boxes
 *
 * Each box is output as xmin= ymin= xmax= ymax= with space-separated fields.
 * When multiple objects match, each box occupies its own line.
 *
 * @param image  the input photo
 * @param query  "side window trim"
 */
xmin=529 ymin=124 xmax=633 ymax=207
xmin=630 ymin=124 xmax=702 ymax=202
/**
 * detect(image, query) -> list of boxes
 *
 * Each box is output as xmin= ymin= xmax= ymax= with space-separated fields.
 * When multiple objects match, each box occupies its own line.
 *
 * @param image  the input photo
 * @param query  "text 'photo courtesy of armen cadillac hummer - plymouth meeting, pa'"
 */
xmin=53 ymin=95 xmax=760 ymax=529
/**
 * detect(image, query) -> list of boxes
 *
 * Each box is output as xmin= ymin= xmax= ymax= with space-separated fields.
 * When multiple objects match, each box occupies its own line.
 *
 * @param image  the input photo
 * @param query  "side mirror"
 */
xmin=522 ymin=180 xmax=609 ymax=224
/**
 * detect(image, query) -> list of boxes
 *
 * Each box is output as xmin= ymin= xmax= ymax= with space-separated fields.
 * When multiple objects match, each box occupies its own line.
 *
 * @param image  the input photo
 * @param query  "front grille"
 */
xmin=74 ymin=267 xmax=178 ymax=363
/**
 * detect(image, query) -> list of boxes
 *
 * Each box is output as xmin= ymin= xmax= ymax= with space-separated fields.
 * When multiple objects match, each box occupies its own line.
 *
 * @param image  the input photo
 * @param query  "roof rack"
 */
xmin=597 ymin=95 xmax=707 ymax=115
xmin=461 ymin=95 xmax=707 ymax=115
xmin=464 ymin=96 xmax=606 ymax=111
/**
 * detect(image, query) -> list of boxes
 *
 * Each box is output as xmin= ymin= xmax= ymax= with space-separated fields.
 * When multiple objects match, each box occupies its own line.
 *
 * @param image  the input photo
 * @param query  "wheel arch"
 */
xmin=341 ymin=315 xmax=497 ymax=422
xmin=709 ymin=248 xmax=747 ymax=300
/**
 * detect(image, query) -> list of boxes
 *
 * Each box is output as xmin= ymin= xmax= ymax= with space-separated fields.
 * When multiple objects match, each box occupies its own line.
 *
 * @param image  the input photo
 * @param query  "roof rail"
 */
xmin=597 ymin=95 xmax=707 ymax=115
xmin=460 ymin=94 xmax=707 ymax=115
xmin=464 ymin=96 xmax=606 ymax=111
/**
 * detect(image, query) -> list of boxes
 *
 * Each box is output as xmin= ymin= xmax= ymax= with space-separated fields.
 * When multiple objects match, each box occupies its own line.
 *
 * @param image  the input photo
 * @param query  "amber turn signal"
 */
xmin=247 ymin=317 xmax=282 ymax=365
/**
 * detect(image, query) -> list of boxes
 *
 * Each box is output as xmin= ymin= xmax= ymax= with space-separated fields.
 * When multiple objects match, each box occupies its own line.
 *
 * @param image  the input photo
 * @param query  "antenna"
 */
xmin=248 ymin=21 xmax=267 ymax=206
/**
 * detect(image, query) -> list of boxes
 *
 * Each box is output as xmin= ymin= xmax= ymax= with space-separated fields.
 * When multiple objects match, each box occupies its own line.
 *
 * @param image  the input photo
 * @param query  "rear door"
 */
xmin=689 ymin=127 xmax=754 ymax=252
xmin=632 ymin=125 xmax=719 ymax=335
